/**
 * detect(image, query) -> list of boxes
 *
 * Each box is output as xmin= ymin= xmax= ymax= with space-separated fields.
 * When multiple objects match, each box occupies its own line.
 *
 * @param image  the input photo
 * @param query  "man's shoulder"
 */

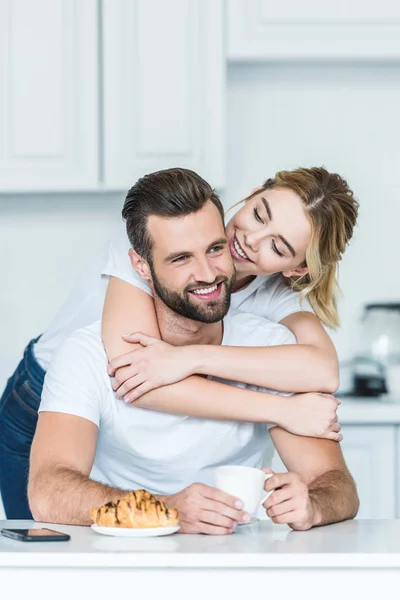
xmin=224 ymin=309 xmax=296 ymax=347
xmin=50 ymin=320 xmax=106 ymax=370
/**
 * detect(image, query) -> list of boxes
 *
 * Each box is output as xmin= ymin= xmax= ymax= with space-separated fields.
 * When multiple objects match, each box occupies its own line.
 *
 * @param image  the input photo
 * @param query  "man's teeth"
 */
xmin=192 ymin=284 xmax=218 ymax=295
xmin=234 ymin=238 xmax=249 ymax=260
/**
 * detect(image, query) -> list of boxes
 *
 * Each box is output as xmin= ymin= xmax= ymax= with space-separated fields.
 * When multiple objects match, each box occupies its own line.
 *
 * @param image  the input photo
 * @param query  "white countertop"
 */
xmin=337 ymin=396 xmax=400 ymax=424
xmin=1 ymin=519 xmax=400 ymax=569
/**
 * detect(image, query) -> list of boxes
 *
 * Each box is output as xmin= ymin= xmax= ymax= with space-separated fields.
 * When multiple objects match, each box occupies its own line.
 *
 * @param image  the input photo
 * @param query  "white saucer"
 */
xmin=91 ymin=524 xmax=180 ymax=538
xmin=237 ymin=517 xmax=259 ymax=526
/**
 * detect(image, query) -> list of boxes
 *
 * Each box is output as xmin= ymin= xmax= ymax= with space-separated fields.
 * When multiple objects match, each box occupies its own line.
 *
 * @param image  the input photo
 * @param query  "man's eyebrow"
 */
xmin=278 ymin=235 xmax=296 ymax=258
xmin=261 ymin=197 xmax=272 ymax=221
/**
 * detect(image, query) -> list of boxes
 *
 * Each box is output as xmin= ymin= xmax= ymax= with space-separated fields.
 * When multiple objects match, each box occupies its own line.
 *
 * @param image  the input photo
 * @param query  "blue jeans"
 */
xmin=0 ymin=338 xmax=45 ymax=519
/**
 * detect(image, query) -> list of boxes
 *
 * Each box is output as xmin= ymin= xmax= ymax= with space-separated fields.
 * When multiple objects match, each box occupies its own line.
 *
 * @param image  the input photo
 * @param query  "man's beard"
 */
xmin=149 ymin=263 xmax=235 ymax=324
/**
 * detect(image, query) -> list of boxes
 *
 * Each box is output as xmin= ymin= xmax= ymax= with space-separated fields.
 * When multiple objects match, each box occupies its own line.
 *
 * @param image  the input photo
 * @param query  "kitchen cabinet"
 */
xmin=102 ymin=0 xmax=225 ymax=190
xmin=271 ymin=423 xmax=397 ymax=519
xmin=0 ymin=0 xmax=99 ymax=191
xmin=340 ymin=425 xmax=396 ymax=519
xmin=227 ymin=0 xmax=400 ymax=61
xmin=0 ymin=0 xmax=225 ymax=193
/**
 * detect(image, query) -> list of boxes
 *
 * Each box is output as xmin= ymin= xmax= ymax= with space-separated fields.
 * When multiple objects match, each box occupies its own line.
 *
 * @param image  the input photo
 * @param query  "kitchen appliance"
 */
xmin=351 ymin=303 xmax=400 ymax=396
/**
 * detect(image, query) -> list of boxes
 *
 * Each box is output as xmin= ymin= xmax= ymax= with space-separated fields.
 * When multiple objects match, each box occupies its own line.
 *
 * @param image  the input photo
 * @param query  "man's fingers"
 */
xmin=199 ymin=510 xmax=237 ymax=530
xmin=270 ymin=510 xmax=298 ymax=525
xmin=201 ymin=484 xmax=243 ymax=510
xmin=198 ymin=522 xmax=233 ymax=535
xmin=201 ymin=499 xmax=245 ymax=523
xmin=266 ymin=499 xmax=295 ymax=519
xmin=263 ymin=487 xmax=293 ymax=511
xmin=264 ymin=472 xmax=294 ymax=491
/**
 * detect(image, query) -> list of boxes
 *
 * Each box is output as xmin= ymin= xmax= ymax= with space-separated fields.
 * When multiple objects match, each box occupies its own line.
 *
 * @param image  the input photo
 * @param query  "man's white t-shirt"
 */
xmin=33 ymin=226 xmax=313 ymax=370
xmin=39 ymin=311 xmax=295 ymax=496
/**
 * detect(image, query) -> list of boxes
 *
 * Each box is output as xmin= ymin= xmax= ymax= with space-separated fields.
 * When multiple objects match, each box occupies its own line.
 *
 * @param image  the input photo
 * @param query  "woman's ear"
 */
xmin=282 ymin=265 xmax=308 ymax=278
xmin=129 ymin=248 xmax=151 ymax=281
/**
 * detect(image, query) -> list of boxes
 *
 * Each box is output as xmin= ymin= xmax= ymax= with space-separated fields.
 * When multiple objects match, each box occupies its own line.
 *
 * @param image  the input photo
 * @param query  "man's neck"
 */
xmin=153 ymin=296 xmax=223 ymax=347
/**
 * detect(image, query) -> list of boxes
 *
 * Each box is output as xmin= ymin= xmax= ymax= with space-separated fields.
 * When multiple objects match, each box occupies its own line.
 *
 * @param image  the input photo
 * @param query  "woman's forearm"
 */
xmin=189 ymin=343 xmax=338 ymax=393
xmin=135 ymin=375 xmax=284 ymax=423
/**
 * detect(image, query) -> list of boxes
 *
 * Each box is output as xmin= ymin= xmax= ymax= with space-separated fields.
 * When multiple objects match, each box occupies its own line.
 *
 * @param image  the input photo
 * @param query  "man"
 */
xmin=29 ymin=168 xmax=359 ymax=533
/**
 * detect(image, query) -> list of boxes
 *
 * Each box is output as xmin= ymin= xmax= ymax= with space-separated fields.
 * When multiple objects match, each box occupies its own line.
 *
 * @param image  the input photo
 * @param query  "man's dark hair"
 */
xmin=122 ymin=168 xmax=225 ymax=263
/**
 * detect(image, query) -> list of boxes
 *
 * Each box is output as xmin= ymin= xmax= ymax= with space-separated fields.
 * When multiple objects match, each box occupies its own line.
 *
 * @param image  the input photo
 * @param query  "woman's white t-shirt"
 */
xmin=34 ymin=227 xmax=314 ymax=370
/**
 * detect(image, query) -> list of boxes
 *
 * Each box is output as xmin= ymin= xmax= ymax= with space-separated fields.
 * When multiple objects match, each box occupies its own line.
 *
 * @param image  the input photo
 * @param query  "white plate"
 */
xmin=237 ymin=517 xmax=259 ymax=526
xmin=91 ymin=524 xmax=180 ymax=538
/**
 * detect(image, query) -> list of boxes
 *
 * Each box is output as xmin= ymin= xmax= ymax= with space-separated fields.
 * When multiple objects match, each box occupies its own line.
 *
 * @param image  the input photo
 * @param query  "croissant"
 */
xmin=90 ymin=490 xmax=179 ymax=528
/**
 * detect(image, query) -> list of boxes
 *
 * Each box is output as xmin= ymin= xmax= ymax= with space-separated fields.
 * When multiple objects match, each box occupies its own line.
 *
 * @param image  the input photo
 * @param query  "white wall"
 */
xmin=1 ymin=62 xmax=400 ymax=395
xmin=0 ymin=193 xmax=124 ymax=394
xmin=226 ymin=62 xmax=400 ymax=361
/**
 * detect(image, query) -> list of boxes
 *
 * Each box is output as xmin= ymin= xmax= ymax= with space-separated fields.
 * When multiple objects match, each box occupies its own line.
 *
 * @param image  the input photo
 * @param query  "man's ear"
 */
xmin=129 ymin=248 xmax=151 ymax=281
xmin=282 ymin=265 xmax=308 ymax=279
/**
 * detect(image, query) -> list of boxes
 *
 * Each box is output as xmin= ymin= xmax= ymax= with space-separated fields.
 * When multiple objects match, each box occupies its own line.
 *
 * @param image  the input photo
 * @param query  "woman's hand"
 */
xmin=107 ymin=332 xmax=197 ymax=402
xmin=279 ymin=393 xmax=342 ymax=441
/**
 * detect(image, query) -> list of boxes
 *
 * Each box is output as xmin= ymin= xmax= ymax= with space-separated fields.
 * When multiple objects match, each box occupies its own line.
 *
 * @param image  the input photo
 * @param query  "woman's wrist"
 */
xmin=186 ymin=345 xmax=209 ymax=377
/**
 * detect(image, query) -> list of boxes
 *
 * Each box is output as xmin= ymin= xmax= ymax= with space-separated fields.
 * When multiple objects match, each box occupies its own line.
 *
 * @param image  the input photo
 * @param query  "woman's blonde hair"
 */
xmin=242 ymin=167 xmax=359 ymax=329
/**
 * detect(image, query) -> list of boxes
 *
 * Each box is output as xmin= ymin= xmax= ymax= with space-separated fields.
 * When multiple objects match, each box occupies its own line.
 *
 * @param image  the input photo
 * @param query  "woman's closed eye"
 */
xmin=272 ymin=240 xmax=284 ymax=258
xmin=271 ymin=240 xmax=285 ymax=258
xmin=253 ymin=207 xmax=264 ymax=224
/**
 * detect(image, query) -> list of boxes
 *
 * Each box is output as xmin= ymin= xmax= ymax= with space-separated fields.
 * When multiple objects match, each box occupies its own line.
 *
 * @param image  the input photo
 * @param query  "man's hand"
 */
xmin=279 ymin=393 xmax=342 ymax=441
xmin=159 ymin=483 xmax=250 ymax=535
xmin=262 ymin=468 xmax=316 ymax=531
xmin=107 ymin=333 xmax=196 ymax=402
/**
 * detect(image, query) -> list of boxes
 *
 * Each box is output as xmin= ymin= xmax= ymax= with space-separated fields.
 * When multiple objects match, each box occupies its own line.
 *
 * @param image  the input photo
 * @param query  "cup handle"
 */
xmin=260 ymin=472 xmax=274 ymax=505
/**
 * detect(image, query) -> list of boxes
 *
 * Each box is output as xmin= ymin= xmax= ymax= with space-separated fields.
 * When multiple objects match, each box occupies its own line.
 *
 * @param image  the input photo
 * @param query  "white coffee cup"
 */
xmin=214 ymin=465 xmax=273 ymax=516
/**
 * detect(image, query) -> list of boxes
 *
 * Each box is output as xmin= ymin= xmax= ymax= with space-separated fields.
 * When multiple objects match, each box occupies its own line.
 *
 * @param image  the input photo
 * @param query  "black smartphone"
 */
xmin=1 ymin=528 xmax=70 ymax=542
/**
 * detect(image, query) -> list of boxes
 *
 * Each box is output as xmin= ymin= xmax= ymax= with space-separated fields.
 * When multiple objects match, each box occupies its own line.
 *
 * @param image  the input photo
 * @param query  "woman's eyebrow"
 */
xmin=261 ymin=197 xmax=272 ymax=221
xmin=261 ymin=196 xmax=296 ymax=257
xmin=278 ymin=235 xmax=296 ymax=257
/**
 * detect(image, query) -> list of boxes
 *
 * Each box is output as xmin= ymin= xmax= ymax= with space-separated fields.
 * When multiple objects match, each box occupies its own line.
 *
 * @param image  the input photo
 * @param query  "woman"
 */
xmin=0 ymin=166 xmax=359 ymax=518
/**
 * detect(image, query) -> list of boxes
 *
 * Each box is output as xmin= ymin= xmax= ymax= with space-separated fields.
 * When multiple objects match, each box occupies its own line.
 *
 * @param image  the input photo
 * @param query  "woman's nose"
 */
xmin=244 ymin=230 xmax=265 ymax=252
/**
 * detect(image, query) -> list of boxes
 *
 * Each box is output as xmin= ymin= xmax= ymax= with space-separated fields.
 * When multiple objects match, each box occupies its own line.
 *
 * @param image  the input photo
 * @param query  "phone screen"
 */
xmin=19 ymin=529 xmax=67 ymax=537
xmin=1 ymin=528 xmax=70 ymax=541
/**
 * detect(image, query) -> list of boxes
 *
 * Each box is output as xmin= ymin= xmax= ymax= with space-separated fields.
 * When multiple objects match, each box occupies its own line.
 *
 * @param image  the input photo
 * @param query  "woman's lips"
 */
xmin=229 ymin=234 xmax=252 ymax=263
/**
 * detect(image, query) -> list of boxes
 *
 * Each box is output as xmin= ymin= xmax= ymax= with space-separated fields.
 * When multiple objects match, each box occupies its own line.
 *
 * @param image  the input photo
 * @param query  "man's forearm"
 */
xmin=29 ymin=467 xmax=130 ymax=526
xmin=308 ymin=469 xmax=359 ymax=527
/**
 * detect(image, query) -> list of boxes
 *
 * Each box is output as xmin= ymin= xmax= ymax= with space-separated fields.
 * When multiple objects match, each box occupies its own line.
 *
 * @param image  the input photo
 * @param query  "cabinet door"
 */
xmin=227 ymin=0 xmax=400 ymax=60
xmin=0 ymin=0 xmax=98 ymax=191
xmin=270 ymin=425 xmax=396 ymax=519
xmin=103 ymin=0 xmax=225 ymax=190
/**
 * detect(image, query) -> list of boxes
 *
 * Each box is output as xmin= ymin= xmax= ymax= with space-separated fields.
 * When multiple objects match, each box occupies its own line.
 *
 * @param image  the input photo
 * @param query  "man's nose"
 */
xmin=192 ymin=257 xmax=217 ymax=284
